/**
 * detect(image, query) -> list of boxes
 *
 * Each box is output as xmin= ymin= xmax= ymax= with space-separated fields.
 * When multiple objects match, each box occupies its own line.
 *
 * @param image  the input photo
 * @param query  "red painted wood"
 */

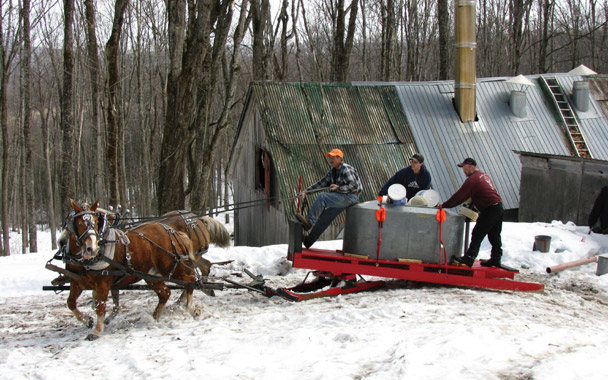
xmin=290 ymin=248 xmax=543 ymax=293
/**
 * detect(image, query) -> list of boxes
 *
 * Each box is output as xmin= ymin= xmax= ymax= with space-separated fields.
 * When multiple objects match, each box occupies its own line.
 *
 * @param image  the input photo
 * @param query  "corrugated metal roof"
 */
xmin=388 ymin=73 xmax=608 ymax=210
xmin=552 ymin=75 xmax=608 ymax=160
xmin=233 ymin=75 xmax=608 ymax=221
xmin=246 ymin=82 xmax=417 ymax=217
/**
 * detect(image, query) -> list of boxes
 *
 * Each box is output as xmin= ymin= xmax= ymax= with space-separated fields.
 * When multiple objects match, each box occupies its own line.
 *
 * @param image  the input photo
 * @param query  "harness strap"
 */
xmin=98 ymin=255 xmax=224 ymax=291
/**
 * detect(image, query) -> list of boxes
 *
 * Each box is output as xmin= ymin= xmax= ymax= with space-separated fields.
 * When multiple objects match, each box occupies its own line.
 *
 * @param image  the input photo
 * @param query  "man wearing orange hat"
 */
xmin=296 ymin=148 xmax=362 ymax=248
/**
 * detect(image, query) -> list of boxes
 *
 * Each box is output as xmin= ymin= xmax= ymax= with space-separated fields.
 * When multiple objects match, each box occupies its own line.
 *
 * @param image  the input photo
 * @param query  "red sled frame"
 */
xmin=278 ymin=220 xmax=544 ymax=301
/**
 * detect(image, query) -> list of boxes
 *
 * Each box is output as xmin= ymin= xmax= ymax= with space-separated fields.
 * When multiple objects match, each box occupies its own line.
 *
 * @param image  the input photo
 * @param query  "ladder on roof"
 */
xmin=540 ymin=76 xmax=592 ymax=159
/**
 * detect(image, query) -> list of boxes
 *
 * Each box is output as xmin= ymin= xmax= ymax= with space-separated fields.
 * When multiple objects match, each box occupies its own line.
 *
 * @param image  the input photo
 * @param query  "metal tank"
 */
xmin=342 ymin=201 xmax=464 ymax=264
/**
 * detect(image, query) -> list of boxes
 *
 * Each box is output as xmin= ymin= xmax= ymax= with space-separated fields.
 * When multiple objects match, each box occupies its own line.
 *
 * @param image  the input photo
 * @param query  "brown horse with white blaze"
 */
xmin=64 ymin=200 xmax=198 ymax=340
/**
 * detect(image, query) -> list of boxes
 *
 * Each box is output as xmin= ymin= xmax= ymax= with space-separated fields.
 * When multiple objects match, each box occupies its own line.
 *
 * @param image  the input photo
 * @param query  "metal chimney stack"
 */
xmin=454 ymin=0 xmax=477 ymax=122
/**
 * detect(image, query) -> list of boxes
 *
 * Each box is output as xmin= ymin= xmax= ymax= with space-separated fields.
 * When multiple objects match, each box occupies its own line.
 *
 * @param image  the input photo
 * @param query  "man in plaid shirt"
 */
xmin=296 ymin=148 xmax=362 ymax=248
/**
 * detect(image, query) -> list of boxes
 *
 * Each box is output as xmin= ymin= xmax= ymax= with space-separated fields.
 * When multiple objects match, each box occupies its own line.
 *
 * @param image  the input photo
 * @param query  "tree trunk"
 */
xmin=21 ymin=0 xmax=37 ymax=252
xmin=159 ymin=0 xmax=201 ymax=213
xmin=330 ymin=0 xmax=359 ymax=82
xmin=1 ymin=70 xmax=10 ymax=256
xmin=105 ymin=0 xmax=129 ymax=207
xmin=60 ymin=0 xmax=76 ymax=217
xmin=1 ymin=2 xmax=22 ymax=255
xmin=273 ymin=0 xmax=292 ymax=80
xmin=380 ymin=0 xmax=396 ymax=81
xmin=510 ymin=0 xmax=533 ymax=75
xmin=189 ymin=1 xmax=249 ymax=211
xmin=251 ymin=0 xmax=270 ymax=80
xmin=438 ymin=0 xmax=450 ymax=80
xmin=160 ymin=0 xmax=247 ymax=214
xmin=84 ymin=0 xmax=105 ymax=201
xmin=39 ymin=103 xmax=57 ymax=250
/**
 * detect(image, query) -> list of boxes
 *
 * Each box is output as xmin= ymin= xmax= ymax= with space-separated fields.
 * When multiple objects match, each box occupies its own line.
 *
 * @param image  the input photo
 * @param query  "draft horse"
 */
xmin=161 ymin=210 xmax=231 ymax=296
xmin=64 ymin=200 xmax=198 ymax=340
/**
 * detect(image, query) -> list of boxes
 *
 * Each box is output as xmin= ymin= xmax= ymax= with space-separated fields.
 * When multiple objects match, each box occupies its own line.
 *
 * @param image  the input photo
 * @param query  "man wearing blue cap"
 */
xmin=438 ymin=157 xmax=503 ymax=268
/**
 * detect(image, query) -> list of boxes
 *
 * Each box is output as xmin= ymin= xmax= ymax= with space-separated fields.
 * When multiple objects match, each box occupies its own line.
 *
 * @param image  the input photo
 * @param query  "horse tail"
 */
xmin=199 ymin=216 xmax=231 ymax=248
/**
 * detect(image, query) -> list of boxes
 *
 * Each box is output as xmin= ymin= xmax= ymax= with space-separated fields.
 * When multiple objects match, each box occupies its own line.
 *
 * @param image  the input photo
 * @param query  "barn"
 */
xmin=229 ymin=73 xmax=608 ymax=247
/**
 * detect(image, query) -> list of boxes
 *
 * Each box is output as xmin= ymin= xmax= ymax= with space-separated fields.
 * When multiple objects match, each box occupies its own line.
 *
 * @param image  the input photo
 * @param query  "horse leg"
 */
xmin=86 ymin=285 xmax=110 ymax=341
xmin=92 ymin=289 xmax=119 ymax=325
xmin=104 ymin=289 xmax=120 ymax=325
xmin=176 ymin=270 xmax=200 ymax=317
xmin=147 ymin=281 xmax=171 ymax=320
xmin=67 ymin=284 xmax=94 ymax=328
xmin=195 ymin=257 xmax=215 ymax=297
xmin=184 ymin=286 xmax=200 ymax=317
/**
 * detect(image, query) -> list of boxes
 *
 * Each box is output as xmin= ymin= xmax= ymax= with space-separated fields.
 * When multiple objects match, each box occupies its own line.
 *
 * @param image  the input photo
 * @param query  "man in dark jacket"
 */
xmin=378 ymin=153 xmax=432 ymax=201
xmin=438 ymin=158 xmax=503 ymax=268
xmin=589 ymin=186 xmax=608 ymax=234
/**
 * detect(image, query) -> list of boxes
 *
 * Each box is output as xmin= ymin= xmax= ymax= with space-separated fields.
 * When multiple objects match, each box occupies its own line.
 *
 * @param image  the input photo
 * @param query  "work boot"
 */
xmin=453 ymin=255 xmax=475 ymax=268
xmin=303 ymin=235 xmax=314 ymax=249
xmin=296 ymin=214 xmax=312 ymax=231
xmin=480 ymin=257 xmax=501 ymax=268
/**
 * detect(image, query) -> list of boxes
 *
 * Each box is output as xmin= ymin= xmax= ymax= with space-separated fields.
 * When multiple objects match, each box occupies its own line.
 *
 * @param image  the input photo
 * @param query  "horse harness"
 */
xmin=60 ymin=218 xmax=203 ymax=288
xmin=165 ymin=211 xmax=209 ymax=258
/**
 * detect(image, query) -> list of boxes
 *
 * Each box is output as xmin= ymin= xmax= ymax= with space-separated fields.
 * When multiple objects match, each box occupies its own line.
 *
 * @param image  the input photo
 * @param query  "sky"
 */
xmin=1 ymin=217 xmax=608 ymax=379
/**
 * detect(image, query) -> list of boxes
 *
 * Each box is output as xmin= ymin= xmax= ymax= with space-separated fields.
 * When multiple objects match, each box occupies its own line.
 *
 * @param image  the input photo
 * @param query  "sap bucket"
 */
xmin=417 ymin=189 xmax=440 ymax=207
xmin=596 ymin=254 xmax=608 ymax=276
xmin=387 ymin=184 xmax=407 ymax=205
xmin=533 ymin=235 xmax=551 ymax=253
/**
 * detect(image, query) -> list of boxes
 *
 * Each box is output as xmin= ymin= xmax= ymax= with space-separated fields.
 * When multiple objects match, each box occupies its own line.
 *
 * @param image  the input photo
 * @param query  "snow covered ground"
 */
xmin=1 ymin=218 xmax=608 ymax=380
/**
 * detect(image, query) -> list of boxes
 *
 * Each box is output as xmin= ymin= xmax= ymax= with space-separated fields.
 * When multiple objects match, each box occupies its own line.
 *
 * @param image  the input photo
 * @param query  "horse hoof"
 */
xmin=87 ymin=316 xmax=94 ymax=328
xmin=85 ymin=333 xmax=100 ymax=341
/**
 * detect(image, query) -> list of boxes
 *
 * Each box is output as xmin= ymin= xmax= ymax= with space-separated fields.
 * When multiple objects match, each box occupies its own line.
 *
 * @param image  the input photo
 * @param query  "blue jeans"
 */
xmin=304 ymin=193 xmax=358 ymax=246
xmin=307 ymin=192 xmax=359 ymax=225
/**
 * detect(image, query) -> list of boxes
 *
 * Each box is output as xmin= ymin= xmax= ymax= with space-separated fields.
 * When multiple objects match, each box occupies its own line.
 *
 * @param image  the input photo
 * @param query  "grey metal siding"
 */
xmin=392 ymin=75 xmax=578 ymax=210
xmin=552 ymin=75 xmax=608 ymax=160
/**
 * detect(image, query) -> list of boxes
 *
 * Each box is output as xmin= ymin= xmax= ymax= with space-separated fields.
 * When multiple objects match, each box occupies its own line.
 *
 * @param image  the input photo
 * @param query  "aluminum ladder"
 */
xmin=540 ymin=76 xmax=592 ymax=158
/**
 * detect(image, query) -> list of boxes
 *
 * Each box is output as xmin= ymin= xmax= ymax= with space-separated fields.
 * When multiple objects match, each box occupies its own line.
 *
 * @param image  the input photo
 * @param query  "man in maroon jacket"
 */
xmin=438 ymin=158 xmax=503 ymax=268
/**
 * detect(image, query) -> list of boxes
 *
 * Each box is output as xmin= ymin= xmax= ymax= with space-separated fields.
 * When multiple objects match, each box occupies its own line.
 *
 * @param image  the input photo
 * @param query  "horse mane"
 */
xmin=199 ymin=216 xmax=231 ymax=248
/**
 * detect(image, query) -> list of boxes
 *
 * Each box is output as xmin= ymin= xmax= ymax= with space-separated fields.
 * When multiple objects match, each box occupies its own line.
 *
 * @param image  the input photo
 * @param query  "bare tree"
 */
xmin=59 ymin=0 xmax=76 ymax=218
xmin=21 ymin=0 xmax=37 ymax=252
xmin=1 ymin=1 xmax=22 ymax=256
xmin=159 ymin=0 xmax=250 ymax=213
xmin=509 ymin=0 xmax=534 ymax=75
xmin=329 ymin=0 xmax=359 ymax=82
xmin=272 ymin=0 xmax=293 ymax=80
xmin=83 ymin=0 xmax=105 ymax=201
xmin=251 ymin=0 xmax=271 ymax=80
xmin=534 ymin=0 xmax=555 ymax=73
xmin=437 ymin=0 xmax=450 ymax=80
xmin=190 ymin=0 xmax=251 ymax=210
xmin=105 ymin=0 xmax=129 ymax=207
xmin=380 ymin=0 xmax=396 ymax=80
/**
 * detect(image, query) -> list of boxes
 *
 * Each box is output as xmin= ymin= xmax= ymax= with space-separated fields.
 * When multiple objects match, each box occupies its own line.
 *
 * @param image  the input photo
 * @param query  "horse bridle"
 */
xmin=65 ymin=210 xmax=102 ymax=247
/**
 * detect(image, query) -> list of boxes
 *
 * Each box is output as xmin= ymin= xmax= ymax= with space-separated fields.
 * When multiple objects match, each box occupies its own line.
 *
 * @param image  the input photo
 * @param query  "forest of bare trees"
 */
xmin=1 ymin=0 xmax=607 ymax=256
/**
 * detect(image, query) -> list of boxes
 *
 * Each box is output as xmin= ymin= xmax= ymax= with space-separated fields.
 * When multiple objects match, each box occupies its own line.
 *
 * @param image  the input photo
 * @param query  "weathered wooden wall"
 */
xmin=518 ymin=153 xmax=608 ymax=226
